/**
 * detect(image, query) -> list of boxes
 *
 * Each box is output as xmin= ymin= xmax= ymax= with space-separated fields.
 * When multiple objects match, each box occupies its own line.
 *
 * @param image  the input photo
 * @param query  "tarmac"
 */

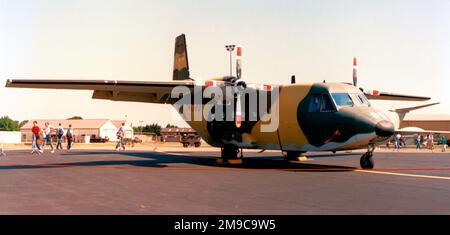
xmin=0 ymin=145 xmax=449 ymax=214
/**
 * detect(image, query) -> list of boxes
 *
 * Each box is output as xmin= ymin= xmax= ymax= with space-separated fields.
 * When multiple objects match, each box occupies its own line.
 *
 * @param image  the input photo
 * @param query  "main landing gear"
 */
xmin=284 ymin=151 xmax=307 ymax=161
xmin=360 ymin=144 xmax=375 ymax=169
xmin=218 ymin=144 xmax=243 ymax=164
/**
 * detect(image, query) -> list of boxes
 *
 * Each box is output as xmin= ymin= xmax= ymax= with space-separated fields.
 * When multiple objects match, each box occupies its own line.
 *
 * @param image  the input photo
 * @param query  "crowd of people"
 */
xmin=391 ymin=133 xmax=448 ymax=153
xmin=31 ymin=121 xmax=73 ymax=154
xmin=30 ymin=121 xmax=126 ymax=155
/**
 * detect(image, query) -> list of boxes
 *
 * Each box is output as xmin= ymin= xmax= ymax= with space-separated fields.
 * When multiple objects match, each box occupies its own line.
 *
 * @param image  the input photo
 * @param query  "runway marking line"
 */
xmin=355 ymin=169 xmax=450 ymax=180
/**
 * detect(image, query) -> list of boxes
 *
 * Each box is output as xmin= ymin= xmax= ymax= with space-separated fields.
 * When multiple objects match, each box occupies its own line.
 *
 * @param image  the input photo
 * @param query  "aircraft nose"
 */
xmin=375 ymin=120 xmax=395 ymax=137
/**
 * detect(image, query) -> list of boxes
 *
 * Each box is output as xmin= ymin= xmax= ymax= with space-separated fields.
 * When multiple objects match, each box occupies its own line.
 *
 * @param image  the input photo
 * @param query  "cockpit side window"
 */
xmin=308 ymin=94 xmax=321 ymax=112
xmin=308 ymin=94 xmax=336 ymax=112
xmin=350 ymin=93 xmax=371 ymax=107
xmin=331 ymin=93 xmax=354 ymax=107
xmin=321 ymin=94 xmax=335 ymax=112
xmin=357 ymin=94 xmax=371 ymax=107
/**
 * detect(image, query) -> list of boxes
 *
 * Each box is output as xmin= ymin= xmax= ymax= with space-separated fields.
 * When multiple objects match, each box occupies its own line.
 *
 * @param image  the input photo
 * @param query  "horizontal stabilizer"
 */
xmin=390 ymin=102 xmax=440 ymax=113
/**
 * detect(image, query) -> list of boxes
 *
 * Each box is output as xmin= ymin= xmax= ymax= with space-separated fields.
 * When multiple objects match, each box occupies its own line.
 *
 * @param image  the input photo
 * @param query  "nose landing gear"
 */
xmin=360 ymin=144 xmax=375 ymax=169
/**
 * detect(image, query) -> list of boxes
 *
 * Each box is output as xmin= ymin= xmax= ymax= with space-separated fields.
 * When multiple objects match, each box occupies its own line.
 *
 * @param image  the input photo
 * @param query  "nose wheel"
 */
xmin=360 ymin=144 xmax=375 ymax=169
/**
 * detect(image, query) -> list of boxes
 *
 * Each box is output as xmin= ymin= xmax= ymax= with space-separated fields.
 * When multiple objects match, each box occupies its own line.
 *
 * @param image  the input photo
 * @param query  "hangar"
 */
xmin=400 ymin=115 xmax=450 ymax=138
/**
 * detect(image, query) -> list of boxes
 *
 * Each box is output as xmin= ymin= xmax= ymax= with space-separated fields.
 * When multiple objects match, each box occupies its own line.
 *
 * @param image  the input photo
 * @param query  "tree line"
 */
xmin=0 ymin=116 xmax=26 ymax=131
xmin=132 ymin=123 xmax=178 ymax=136
xmin=0 ymin=116 xmax=82 ymax=131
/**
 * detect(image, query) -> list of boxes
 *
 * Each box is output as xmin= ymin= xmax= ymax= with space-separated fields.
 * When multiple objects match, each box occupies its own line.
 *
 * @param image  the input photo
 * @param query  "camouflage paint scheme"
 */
xmin=180 ymin=81 xmax=390 ymax=152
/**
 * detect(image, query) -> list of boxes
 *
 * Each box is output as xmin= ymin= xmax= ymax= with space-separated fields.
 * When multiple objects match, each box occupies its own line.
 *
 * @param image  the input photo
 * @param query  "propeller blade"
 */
xmin=353 ymin=57 xmax=357 ymax=87
xmin=235 ymin=46 xmax=243 ymax=127
xmin=236 ymin=94 xmax=242 ymax=128
xmin=236 ymin=46 xmax=242 ymax=79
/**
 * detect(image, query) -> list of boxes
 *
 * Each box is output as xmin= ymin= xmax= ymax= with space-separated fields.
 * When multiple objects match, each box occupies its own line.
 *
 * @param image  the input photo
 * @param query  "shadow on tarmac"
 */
xmin=0 ymin=150 xmax=358 ymax=172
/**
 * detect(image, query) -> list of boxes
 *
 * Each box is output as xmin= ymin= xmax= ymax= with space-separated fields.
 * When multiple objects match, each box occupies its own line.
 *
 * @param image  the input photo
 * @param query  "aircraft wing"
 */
xmin=364 ymin=90 xmax=430 ymax=101
xmin=5 ymin=79 xmax=196 ymax=104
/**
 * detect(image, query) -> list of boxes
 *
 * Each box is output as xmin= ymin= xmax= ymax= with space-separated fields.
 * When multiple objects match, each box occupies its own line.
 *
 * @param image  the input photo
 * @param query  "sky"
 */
xmin=0 ymin=0 xmax=449 ymax=127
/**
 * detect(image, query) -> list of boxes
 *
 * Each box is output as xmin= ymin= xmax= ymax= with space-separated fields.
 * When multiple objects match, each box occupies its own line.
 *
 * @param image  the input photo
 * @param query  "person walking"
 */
xmin=415 ymin=134 xmax=421 ymax=150
xmin=115 ymin=122 xmax=125 ymax=151
xmin=441 ymin=136 xmax=447 ymax=152
xmin=56 ymin=123 xmax=64 ymax=150
xmin=31 ymin=121 xmax=43 ymax=154
xmin=66 ymin=124 xmax=73 ymax=150
xmin=41 ymin=122 xmax=55 ymax=153
xmin=394 ymin=133 xmax=401 ymax=151
xmin=428 ymin=133 xmax=435 ymax=153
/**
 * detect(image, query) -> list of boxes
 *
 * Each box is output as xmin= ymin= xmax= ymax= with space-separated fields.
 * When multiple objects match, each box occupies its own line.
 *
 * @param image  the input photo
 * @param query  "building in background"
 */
xmin=401 ymin=115 xmax=450 ymax=138
xmin=111 ymin=120 xmax=134 ymax=139
xmin=0 ymin=131 xmax=21 ymax=144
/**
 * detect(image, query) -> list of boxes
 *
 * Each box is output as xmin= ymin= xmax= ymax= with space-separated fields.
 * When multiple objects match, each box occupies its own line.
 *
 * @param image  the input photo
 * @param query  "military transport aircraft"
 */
xmin=5 ymin=34 xmax=441 ymax=169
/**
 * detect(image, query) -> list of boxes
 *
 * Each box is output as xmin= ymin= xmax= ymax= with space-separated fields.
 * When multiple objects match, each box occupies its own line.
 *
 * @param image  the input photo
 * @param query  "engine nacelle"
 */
xmin=235 ymin=80 xmax=247 ymax=93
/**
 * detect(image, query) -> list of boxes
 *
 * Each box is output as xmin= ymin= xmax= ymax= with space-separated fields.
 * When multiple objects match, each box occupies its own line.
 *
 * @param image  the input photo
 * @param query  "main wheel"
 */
xmin=221 ymin=145 xmax=239 ymax=159
xmin=285 ymin=151 xmax=305 ymax=161
xmin=360 ymin=153 xmax=374 ymax=169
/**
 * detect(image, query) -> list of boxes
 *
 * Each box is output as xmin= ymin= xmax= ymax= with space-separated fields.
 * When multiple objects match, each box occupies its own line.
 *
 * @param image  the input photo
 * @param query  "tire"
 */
xmin=360 ymin=154 xmax=374 ymax=169
xmin=221 ymin=145 xmax=239 ymax=159
xmin=285 ymin=151 xmax=301 ymax=161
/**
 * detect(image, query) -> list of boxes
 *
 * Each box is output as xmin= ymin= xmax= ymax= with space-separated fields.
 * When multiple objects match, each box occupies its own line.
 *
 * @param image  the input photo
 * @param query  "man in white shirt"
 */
xmin=115 ymin=123 xmax=126 ymax=151
xmin=42 ymin=122 xmax=55 ymax=153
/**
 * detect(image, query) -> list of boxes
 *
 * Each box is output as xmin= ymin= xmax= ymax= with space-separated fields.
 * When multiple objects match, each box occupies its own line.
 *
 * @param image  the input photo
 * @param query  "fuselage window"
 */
xmin=331 ymin=93 xmax=354 ymax=107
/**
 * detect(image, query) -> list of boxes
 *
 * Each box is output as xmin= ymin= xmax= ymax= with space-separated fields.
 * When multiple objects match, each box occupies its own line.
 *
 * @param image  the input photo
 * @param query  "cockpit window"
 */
xmin=321 ymin=94 xmax=335 ymax=112
xmin=350 ymin=93 xmax=371 ymax=107
xmin=308 ymin=94 xmax=321 ymax=112
xmin=331 ymin=93 xmax=354 ymax=107
xmin=357 ymin=94 xmax=371 ymax=107
xmin=308 ymin=94 xmax=336 ymax=112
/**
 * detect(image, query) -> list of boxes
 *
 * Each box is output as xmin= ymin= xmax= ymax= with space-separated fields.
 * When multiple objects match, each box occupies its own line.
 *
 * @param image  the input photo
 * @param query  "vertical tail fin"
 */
xmin=173 ymin=34 xmax=191 ymax=80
